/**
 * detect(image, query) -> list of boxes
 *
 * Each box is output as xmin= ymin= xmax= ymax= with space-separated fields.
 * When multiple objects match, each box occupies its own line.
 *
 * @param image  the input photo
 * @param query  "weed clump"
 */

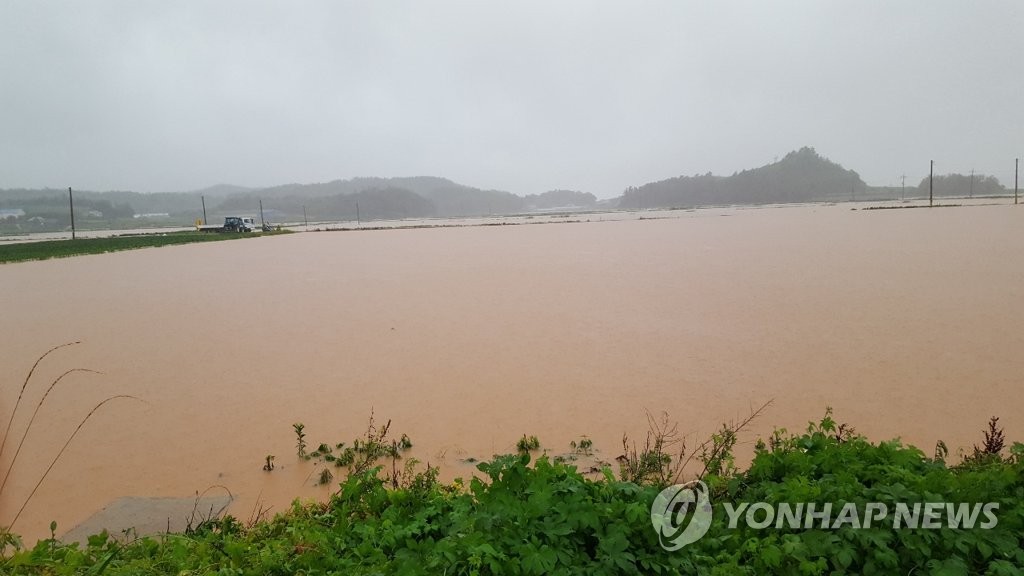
xmin=516 ymin=435 xmax=541 ymax=453
xmin=570 ymin=436 xmax=593 ymax=456
xmin=295 ymin=410 xmax=416 ymax=488
xmin=960 ymin=416 xmax=1013 ymax=468
xmin=618 ymin=401 xmax=771 ymax=487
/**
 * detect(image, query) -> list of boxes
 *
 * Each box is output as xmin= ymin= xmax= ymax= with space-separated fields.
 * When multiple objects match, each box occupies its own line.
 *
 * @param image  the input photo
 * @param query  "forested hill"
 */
xmin=216 ymin=176 xmax=528 ymax=219
xmin=0 ymin=179 xmax=597 ymax=231
xmin=618 ymin=147 xmax=868 ymax=209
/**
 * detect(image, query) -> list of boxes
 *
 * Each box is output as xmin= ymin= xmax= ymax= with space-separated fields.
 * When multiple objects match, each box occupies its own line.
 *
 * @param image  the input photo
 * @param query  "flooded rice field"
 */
xmin=2 ymin=202 xmax=1023 ymax=543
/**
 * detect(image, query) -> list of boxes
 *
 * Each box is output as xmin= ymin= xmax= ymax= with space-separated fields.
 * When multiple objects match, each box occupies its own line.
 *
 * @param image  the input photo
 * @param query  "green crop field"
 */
xmin=0 ymin=231 xmax=291 ymax=264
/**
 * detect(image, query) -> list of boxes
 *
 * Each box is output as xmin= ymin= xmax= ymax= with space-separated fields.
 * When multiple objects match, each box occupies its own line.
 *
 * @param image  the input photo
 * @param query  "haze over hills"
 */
xmin=0 ymin=177 xmax=601 ymax=231
xmin=217 ymin=176 xmax=529 ymax=220
xmin=0 ymin=148 xmax=1014 ymax=233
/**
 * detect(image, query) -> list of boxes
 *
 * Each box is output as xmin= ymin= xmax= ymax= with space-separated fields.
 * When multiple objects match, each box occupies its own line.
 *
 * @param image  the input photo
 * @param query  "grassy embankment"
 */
xmin=2 ymin=408 xmax=1022 ymax=575
xmin=0 ymin=230 xmax=292 ymax=264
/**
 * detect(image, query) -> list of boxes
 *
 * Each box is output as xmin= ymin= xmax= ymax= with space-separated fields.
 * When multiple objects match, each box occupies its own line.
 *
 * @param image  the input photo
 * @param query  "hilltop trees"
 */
xmin=916 ymin=173 xmax=1005 ymax=197
xmin=524 ymin=190 xmax=597 ymax=209
xmin=620 ymin=147 xmax=866 ymax=209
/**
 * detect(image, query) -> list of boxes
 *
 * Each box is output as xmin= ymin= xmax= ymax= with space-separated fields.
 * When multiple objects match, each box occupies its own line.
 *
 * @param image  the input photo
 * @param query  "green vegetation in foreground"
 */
xmin=0 ymin=230 xmax=292 ymax=264
xmin=3 ymin=411 xmax=1023 ymax=575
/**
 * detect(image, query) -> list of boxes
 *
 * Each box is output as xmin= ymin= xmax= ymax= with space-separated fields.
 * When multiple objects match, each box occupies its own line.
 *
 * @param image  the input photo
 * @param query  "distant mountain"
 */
xmin=618 ymin=147 xmax=867 ymax=208
xmin=524 ymin=190 xmax=597 ymax=210
xmin=302 ymin=187 xmax=436 ymax=221
xmin=0 ymin=177 xmax=542 ymax=230
xmin=214 ymin=176 xmax=527 ymax=219
xmin=6 ymin=148 xmax=1011 ymax=235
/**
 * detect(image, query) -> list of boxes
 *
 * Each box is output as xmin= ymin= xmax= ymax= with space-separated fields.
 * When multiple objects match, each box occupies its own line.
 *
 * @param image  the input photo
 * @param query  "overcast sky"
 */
xmin=1 ymin=2 xmax=1021 ymax=198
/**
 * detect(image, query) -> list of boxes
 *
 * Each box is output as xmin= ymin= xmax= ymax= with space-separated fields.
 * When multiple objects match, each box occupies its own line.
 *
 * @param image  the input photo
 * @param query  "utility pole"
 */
xmin=356 ymin=201 xmax=360 ymax=226
xmin=201 ymin=195 xmax=208 ymax=225
xmin=969 ymin=169 xmax=974 ymax=199
xmin=259 ymin=199 xmax=266 ymax=229
xmin=68 ymin=187 xmax=76 ymax=240
xmin=303 ymin=205 xmax=308 ymax=230
xmin=1015 ymin=158 xmax=1019 ymax=205
xmin=929 ymin=160 xmax=934 ymax=207
xmin=901 ymin=174 xmax=906 ymax=201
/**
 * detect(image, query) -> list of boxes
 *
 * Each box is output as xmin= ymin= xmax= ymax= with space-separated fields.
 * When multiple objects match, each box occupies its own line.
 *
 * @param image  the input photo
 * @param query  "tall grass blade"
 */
xmin=0 ymin=368 xmax=102 ymax=494
xmin=8 ymin=395 xmax=142 ymax=530
xmin=0 ymin=342 xmax=80 ymax=463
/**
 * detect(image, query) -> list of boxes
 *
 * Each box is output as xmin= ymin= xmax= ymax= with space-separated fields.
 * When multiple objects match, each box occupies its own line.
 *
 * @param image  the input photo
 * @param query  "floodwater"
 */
xmin=1 ymin=202 xmax=1023 ymax=543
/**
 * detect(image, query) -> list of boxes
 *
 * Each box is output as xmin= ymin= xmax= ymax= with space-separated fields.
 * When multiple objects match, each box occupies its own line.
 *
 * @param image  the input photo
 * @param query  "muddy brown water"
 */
xmin=2 ymin=203 xmax=1022 ymax=544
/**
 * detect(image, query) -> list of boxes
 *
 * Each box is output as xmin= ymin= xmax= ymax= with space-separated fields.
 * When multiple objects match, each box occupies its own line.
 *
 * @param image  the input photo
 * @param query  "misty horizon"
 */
xmin=4 ymin=146 xmax=1019 ymax=203
xmin=2 ymin=2 xmax=1022 ymax=198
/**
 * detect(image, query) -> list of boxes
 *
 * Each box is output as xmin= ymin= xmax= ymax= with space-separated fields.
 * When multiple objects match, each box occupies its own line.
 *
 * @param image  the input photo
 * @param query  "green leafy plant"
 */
xmin=293 ymin=423 xmax=307 ymax=458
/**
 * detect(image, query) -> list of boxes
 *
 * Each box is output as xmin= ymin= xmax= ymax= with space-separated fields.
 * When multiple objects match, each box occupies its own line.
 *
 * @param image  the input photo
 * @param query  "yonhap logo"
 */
xmin=649 ymin=485 xmax=1001 ymax=554
xmin=650 ymin=481 xmax=713 ymax=551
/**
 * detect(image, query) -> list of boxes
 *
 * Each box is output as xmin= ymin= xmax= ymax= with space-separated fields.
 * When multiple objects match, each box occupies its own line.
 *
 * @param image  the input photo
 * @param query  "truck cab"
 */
xmin=223 ymin=216 xmax=258 ymax=233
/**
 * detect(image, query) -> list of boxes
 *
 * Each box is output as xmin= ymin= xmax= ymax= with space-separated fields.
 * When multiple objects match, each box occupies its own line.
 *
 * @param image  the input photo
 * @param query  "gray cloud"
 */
xmin=1 ymin=1 xmax=1021 ymax=198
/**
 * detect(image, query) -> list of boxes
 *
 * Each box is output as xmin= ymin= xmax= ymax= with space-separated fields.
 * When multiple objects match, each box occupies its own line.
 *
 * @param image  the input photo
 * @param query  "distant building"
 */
xmin=0 ymin=208 xmax=25 ymax=219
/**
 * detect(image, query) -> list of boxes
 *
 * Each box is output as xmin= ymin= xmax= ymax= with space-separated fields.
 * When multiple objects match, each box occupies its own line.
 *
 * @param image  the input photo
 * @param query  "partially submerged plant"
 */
xmin=516 ymin=435 xmax=541 ymax=454
xmin=297 ymin=410 xmax=416 ymax=488
xmin=961 ymin=416 xmax=1010 ymax=467
xmin=978 ymin=416 xmax=1006 ymax=456
xmin=617 ymin=411 xmax=681 ymax=485
xmin=570 ymin=436 xmax=593 ymax=456
xmin=293 ymin=423 xmax=307 ymax=459
xmin=619 ymin=400 xmax=772 ymax=487
xmin=184 ymin=485 xmax=234 ymax=535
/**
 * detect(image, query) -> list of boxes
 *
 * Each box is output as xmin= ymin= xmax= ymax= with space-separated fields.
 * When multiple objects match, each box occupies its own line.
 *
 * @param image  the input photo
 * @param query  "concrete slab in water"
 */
xmin=61 ymin=495 xmax=233 ymax=544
